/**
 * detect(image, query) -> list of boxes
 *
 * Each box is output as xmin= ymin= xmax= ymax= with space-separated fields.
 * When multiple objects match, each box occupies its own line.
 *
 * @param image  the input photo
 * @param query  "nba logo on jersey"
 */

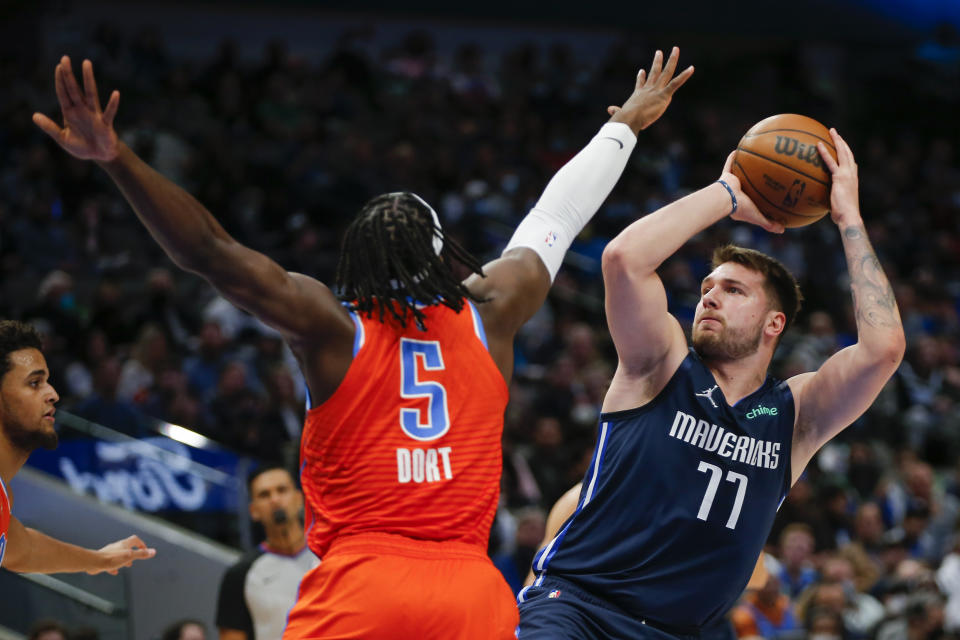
xmin=547 ymin=590 xmax=561 ymax=599
xmin=544 ymin=231 xmax=558 ymax=247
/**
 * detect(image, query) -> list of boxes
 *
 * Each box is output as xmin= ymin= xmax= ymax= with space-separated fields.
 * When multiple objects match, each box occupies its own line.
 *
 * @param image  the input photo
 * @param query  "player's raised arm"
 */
xmin=788 ymin=130 xmax=905 ymax=478
xmin=600 ymin=147 xmax=785 ymax=386
xmin=33 ymin=57 xmax=349 ymax=347
xmin=4 ymin=516 xmax=155 ymax=575
xmin=465 ymin=47 xmax=693 ymax=378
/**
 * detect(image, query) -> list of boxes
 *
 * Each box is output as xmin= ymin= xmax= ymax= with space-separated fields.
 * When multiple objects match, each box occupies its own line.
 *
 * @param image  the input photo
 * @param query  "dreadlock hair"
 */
xmin=335 ymin=192 xmax=487 ymax=331
xmin=0 ymin=320 xmax=42 ymax=381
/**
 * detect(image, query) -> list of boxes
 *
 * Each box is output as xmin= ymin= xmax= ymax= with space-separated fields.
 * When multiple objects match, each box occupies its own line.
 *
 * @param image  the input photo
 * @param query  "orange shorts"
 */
xmin=283 ymin=532 xmax=519 ymax=639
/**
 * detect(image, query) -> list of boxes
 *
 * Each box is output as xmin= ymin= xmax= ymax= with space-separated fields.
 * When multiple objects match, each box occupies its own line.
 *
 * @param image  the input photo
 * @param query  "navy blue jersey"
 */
xmin=523 ymin=348 xmax=794 ymax=628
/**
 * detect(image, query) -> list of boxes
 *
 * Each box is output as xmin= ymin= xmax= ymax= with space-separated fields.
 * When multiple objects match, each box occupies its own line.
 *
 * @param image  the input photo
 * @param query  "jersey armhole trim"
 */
xmin=349 ymin=310 xmax=365 ymax=357
xmin=525 ymin=421 xmax=611 ymax=594
xmin=466 ymin=300 xmax=489 ymax=351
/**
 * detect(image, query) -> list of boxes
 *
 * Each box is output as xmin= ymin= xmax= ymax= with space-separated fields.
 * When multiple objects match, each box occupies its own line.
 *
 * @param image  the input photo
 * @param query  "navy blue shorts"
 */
xmin=517 ymin=577 xmax=705 ymax=640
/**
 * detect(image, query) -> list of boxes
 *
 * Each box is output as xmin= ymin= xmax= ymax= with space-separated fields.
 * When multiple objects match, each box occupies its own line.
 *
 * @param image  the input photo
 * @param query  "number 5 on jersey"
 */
xmin=399 ymin=339 xmax=450 ymax=441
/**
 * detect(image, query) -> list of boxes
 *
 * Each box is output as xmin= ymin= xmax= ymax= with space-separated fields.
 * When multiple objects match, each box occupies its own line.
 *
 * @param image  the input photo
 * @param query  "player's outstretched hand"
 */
xmin=720 ymin=151 xmax=785 ymax=234
xmin=33 ymin=56 xmax=121 ymax=163
xmin=87 ymin=535 xmax=156 ymax=575
xmin=817 ymin=128 xmax=861 ymax=226
xmin=606 ymin=47 xmax=694 ymax=133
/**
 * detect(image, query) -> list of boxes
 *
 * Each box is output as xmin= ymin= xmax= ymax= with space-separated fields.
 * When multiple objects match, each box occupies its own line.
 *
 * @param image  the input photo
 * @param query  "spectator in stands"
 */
xmin=161 ymin=620 xmax=206 ymax=640
xmin=69 ymin=356 xmax=148 ymax=436
xmin=730 ymin=556 xmax=799 ymax=638
xmin=28 ymin=620 xmax=68 ymax=640
xmin=817 ymin=554 xmax=885 ymax=637
xmin=117 ymin=323 xmax=170 ymax=403
xmin=491 ymin=506 xmax=546 ymax=595
xmin=841 ymin=502 xmax=885 ymax=590
xmin=183 ymin=321 xmax=230 ymax=400
xmin=778 ymin=523 xmax=819 ymax=598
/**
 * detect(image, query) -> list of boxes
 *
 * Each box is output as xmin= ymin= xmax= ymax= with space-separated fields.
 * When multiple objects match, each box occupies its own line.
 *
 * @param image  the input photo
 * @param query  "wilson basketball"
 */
xmin=730 ymin=114 xmax=838 ymax=228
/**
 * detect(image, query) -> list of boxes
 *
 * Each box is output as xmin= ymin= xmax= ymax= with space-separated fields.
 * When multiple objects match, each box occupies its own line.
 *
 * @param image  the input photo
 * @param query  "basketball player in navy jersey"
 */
xmin=517 ymin=131 xmax=905 ymax=638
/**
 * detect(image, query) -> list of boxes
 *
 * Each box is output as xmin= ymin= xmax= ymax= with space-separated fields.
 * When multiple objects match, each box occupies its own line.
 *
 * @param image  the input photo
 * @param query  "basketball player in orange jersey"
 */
xmin=0 ymin=320 xmax=156 ymax=574
xmin=34 ymin=48 xmax=693 ymax=638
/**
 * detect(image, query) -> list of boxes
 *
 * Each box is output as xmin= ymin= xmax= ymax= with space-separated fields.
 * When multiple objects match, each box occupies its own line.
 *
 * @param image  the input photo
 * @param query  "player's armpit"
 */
xmin=466 ymin=248 xmax=550 ymax=336
xmin=465 ymin=248 xmax=550 ymax=382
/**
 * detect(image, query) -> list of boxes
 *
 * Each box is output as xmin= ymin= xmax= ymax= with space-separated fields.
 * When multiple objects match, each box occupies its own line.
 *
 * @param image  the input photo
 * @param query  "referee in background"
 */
xmin=216 ymin=465 xmax=318 ymax=640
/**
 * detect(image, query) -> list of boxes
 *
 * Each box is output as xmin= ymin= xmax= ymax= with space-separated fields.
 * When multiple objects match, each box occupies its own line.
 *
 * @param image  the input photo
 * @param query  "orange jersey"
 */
xmin=300 ymin=300 xmax=508 ymax=557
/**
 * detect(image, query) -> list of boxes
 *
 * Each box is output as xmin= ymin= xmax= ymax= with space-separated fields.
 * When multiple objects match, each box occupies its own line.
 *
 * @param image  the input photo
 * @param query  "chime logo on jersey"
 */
xmin=547 ymin=590 xmax=561 ymax=599
xmin=745 ymin=404 xmax=778 ymax=419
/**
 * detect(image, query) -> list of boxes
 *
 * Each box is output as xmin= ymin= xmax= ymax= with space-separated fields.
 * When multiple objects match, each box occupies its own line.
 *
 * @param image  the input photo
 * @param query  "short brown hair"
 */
xmin=711 ymin=245 xmax=803 ymax=331
xmin=779 ymin=522 xmax=815 ymax=548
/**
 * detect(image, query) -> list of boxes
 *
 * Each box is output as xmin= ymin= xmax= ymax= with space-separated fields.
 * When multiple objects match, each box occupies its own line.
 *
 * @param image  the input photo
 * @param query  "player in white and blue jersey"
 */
xmin=517 ymin=130 xmax=905 ymax=638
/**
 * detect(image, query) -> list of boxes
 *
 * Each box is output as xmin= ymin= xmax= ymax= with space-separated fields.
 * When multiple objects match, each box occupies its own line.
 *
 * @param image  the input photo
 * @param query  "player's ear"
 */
xmin=766 ymin=310 xmax=786 ymax=338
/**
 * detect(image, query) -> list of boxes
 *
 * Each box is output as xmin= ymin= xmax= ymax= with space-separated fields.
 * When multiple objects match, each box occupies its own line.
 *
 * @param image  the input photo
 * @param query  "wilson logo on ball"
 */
xmin=773 ymin=136 xmax=825 ymax=169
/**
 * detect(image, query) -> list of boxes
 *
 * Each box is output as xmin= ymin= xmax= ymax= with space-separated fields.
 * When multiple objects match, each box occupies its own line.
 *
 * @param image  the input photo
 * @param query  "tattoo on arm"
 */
xmin=843 ymin=225 xmax=900 ymax=329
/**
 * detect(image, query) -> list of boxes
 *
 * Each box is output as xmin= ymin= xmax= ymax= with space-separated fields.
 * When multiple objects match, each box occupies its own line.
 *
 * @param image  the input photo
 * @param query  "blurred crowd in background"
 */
xmin=3 ymin=13 xmax=960 ymax=639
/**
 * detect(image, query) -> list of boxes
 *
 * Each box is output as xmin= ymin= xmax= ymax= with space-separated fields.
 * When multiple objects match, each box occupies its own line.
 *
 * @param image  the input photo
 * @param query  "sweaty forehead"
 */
xmin=7 ymin=348 xmax=47 ymax=375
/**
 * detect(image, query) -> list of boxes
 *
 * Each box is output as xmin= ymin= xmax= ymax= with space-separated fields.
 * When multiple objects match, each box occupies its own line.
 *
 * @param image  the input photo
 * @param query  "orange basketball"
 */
xmin=730 ymin=114 xmax=838 ymax=228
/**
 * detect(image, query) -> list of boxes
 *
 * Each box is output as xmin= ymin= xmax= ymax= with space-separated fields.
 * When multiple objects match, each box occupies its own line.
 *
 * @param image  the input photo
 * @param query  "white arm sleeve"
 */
xmin=503 ymin=121 xmax=637 ymax=281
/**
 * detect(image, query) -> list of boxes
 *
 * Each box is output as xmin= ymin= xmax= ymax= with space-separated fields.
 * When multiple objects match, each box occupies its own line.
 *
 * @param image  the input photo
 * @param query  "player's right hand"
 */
xmin=33 ymin=56 xmax=121 ymax=163
xmin=607 ymin=47 xmax=694 ymax=133
xmin=720 ymin=151 xmax=785 ymax=234
xmin=87 ymin=535 xmax=156 ymax=575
